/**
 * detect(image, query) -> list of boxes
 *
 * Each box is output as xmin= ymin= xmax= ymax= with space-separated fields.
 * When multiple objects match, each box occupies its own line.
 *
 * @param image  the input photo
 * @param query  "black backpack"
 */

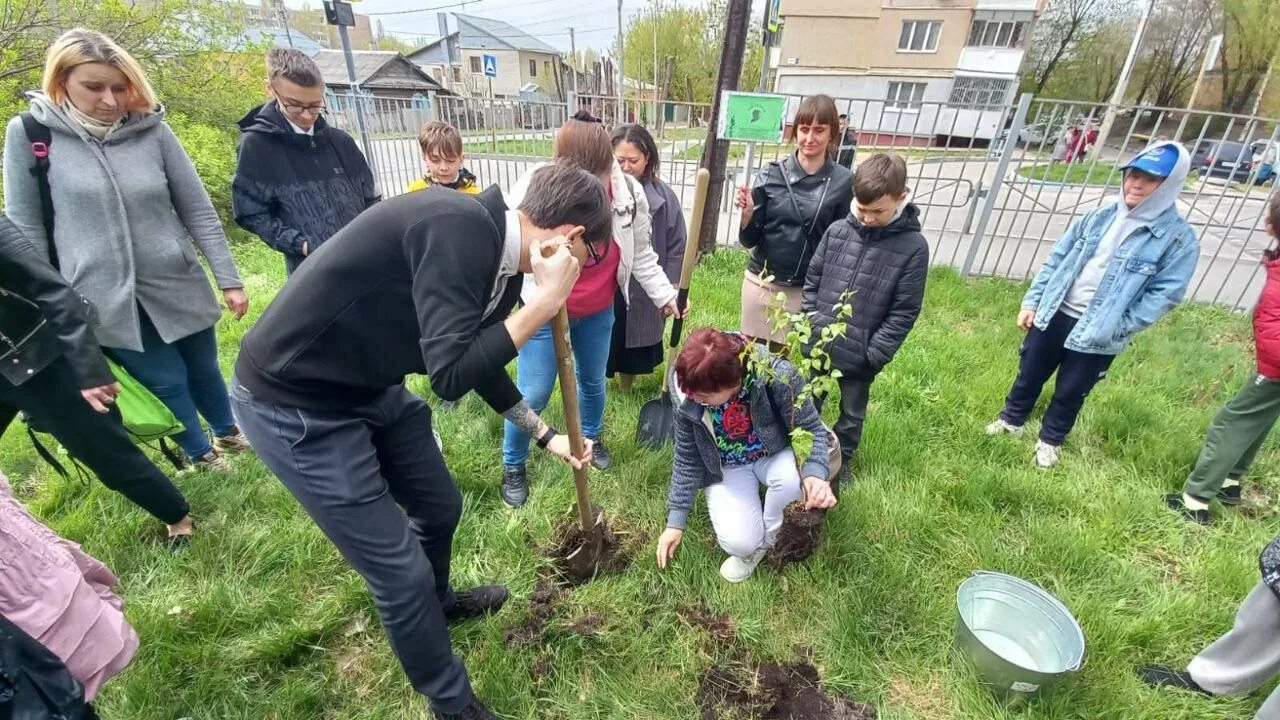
xmin=0 ymin=614 xmax=99 ymax=720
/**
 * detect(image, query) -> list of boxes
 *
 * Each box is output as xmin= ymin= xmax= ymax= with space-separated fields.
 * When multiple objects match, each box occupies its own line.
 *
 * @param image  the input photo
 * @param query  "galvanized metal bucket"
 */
xmin=955 ymin=571 xmax=1085 ymax=699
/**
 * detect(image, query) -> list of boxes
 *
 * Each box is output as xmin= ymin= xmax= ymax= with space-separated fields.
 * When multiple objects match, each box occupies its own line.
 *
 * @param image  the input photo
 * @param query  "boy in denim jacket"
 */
xmin=986 ymin=142 xmax=1199 ymax=468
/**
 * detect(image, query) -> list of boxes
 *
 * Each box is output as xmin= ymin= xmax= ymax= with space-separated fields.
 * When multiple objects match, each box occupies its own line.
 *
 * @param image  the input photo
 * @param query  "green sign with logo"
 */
xmin=720 ymin=91 xmax=786 ymax=143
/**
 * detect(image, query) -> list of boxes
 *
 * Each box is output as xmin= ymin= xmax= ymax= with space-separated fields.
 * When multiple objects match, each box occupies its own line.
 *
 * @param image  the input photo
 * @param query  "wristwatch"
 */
xmin=536 ymin=426 xmax=558 ymax=449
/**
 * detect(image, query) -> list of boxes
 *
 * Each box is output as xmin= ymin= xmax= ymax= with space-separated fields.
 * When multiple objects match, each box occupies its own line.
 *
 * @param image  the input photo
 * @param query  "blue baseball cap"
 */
xmin=1122 ymin=144 xmax=1179 ymax=178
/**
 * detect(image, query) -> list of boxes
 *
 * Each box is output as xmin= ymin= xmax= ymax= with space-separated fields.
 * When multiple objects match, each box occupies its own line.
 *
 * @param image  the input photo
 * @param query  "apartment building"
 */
xmin=774 ymin=0 xmax=1047 ymax=143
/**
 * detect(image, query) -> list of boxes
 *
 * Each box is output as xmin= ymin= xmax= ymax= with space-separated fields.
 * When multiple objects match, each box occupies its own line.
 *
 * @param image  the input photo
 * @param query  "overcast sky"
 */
xmin=294 ymin=0 xmax=676 ymax=53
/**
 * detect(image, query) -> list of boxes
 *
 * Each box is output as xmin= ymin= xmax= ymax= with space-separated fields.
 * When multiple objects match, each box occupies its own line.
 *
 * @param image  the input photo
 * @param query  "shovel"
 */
xmin=636 ymin=168 xmax=711 ymax=449
xmin=545 ymin=241 xmax=607 ymax=579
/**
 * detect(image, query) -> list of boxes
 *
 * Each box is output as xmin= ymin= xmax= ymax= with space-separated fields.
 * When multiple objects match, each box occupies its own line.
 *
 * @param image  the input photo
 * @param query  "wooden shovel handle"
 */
xmin=541 ymin=230 xmax=594 ymax=532
xmin=661 ymin=169 xmax=711 ymax=394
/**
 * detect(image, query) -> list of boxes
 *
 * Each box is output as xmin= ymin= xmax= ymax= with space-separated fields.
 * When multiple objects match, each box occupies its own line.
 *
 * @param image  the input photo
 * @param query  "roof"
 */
xmin=408 ymin=34 xmax=453 ymax=65
xmin=454 ymin=14 xmax=560 ymax=54
xmin=240 ymin=26 xmax=323 ymax=56
xmin=311 ymin=50 xmax=447 ymax=92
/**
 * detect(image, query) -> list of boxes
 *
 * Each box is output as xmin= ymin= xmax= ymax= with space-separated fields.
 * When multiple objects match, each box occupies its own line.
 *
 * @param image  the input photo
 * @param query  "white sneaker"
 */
xmin=1035 ymin=441 xmax=1060 ymax=469
xmin=719 ymin=548 xmax=767 ymax=583
xmin=986 ymin=418 xmax=1025 ymax=436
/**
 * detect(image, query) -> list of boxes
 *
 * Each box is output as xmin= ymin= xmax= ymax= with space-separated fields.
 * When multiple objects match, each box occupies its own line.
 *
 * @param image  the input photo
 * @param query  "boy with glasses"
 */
xmin=232 ymin=48 xmax=379 ymax=274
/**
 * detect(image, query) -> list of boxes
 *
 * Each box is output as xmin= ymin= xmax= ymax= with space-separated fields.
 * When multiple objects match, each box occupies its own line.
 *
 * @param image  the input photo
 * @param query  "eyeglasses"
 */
xmin=584 ymin=238 xmax=609 ymax=268
xmin=271 ymin=85 xmax=326 ymax=117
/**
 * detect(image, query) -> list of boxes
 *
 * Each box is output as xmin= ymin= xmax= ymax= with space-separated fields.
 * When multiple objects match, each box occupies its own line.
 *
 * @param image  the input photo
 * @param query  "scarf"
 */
xmin=61 ymin=99 xmax=124 ymax=141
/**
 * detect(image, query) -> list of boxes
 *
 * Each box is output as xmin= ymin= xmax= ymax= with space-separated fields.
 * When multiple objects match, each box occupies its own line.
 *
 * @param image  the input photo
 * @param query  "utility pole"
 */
xmin=697 ymin=0 xmax=751 ymax=253
xmin=325 ymin=1 xmax=376 ymax=190
xmin=569 ymin=27 xmax=578 ymax=99
xmin=1093 ymin=0 xmax=1155 ymax=157
xmin=1177 ymin=33 xmax=1223 ymax=140
xmin=652 ymin=0 xmax=660 ymax=128
xmin=1251 ymin=54 xmax=1277 ymax=118
xmin=616 ymin=0 xmax=625 ymax=124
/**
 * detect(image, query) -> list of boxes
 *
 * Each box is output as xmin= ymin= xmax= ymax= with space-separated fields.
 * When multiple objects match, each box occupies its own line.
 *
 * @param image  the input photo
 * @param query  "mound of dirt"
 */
xmin=503 ymin=580 xmax=564 ymax=647
xmin=678 ymin=603 xmax=737 ymax=644
xmin=766 ymin=502 xmax=826 ymax=569
xmin=549 ymin=509 xmax=635 ymax=585
xmin=697 ymin=660 xmax=877 ymax=720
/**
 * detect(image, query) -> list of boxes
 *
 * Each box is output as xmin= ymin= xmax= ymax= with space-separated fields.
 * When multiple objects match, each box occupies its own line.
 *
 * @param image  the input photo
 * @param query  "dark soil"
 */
xmin=549 ymin=508 xmax=636 ymax=585
xmin=503 ymin=580 xmax=564 ymax=647
xmin=766 ymin=502 xmax=826 ymax=569
xmin=678 ymin=603 xmax=738 ymax=644
xmin=697 ymin=660 xmax=877 ymax=720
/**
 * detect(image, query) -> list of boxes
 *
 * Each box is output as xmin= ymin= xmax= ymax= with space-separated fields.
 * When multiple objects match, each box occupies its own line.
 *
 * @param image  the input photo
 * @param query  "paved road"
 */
xmin=360 ymin=134 xmax=1277 ymax=309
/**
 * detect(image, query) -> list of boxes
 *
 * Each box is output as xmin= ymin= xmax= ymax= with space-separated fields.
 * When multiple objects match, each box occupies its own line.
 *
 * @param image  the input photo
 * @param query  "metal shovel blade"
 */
xmin=561 ymin=511 xmax=608 ymax=583
xmin=636 ymin=392 xmax=674 ymax=449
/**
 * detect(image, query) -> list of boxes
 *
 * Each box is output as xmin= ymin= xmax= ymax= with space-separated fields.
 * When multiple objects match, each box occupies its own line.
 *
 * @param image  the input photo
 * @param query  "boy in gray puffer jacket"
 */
xmin=802 ymin=153 xmax=929 ymax=489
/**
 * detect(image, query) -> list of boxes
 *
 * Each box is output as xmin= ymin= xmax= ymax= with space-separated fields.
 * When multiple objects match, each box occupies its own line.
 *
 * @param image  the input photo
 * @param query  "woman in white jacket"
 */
xmin=500 ymin=111 xmax=683 ymax=507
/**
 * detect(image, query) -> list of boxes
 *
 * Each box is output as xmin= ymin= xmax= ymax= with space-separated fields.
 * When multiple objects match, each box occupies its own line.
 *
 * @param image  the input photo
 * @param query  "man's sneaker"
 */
xmin=985 ymin=418 xmax=1025 ymax=436
xmin=1218 ymin=482 xmax=1242 ymax=506
xmin=1034 ymin=441 xmax=1060 ymax=469
xmin=213 ymin=427 xmax=251 ymax=454
xmin=501 ymin=465 xmax=528 ymax=508
xmin=433 ymin=697 xmax=498 ymax=720
xmin=188 ymin=449 xmax=230 ymax=473
xmin=590 ymin=438 xmax=613 ymax=471
xmin=719 ymin=548 xmax=767 ymax=583
xmin=1139 ymin=665 xmax=1212 ymax=695
xmin=1165 ymin=493 xmax=1211 ymax=525
xmin=444 ymin=585 xmax=509 ymax=623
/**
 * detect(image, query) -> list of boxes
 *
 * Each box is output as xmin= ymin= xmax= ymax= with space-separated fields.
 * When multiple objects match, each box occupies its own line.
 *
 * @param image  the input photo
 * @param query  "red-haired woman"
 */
xmin=655 ymin=328 xmax=837 ymax=582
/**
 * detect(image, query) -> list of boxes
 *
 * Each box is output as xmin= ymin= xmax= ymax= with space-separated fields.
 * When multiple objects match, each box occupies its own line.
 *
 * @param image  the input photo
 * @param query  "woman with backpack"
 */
xmin=735 ymin=94 xmax=854 ymax=347
xmin=498 ymin=112 xmax=684 ymax=508
xmin=2 ymin=29 xmax=249 ymax=473
xmin=0 ymin=214 xmax=194 ymax=545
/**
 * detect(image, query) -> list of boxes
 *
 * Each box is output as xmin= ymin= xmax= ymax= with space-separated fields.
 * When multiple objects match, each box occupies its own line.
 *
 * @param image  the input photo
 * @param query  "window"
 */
xmin=529 ymin=59 xmax=537 ymax=77
xmin=948 ymin=76 xmax=1014 ymax=108
xmin=898 ymin=21 xmax=941 ymax=52
xmin=967 ymin=19 xmax=1028 ymax=49
xmin=886 ymin=81 xmax=927 ymax=111
xmin=469 ymin=56 xmax=481 ymax=73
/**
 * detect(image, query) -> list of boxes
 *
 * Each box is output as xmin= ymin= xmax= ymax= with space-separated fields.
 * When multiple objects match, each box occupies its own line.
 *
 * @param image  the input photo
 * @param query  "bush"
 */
xmin=166 ymin=112 xmax=248 ymax=242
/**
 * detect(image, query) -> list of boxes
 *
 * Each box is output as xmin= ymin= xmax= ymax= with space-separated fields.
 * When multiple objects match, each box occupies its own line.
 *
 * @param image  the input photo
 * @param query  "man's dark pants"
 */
xmin=1000 ymin=312 xmax=1116 ymax=446
xmin=230 ymin=376 xmax=472 ymax=713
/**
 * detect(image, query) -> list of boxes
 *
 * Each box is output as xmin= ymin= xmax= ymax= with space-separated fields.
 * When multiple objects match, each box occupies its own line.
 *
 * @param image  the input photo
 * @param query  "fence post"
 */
xmin=960 ymin=92 xmax=1032 ymax=278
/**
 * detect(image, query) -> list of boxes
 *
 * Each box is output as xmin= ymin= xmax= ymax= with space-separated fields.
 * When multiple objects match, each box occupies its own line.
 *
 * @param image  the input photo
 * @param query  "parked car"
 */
xmin=1250 ymin=139 xmax=1279 ymax=186
xmin=1192 ymin=137 xmax=1264 ymax=181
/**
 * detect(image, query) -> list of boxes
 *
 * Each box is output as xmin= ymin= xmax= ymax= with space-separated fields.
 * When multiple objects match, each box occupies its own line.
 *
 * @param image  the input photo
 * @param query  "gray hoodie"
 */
xmin=3 ymin=94 xmax=242 ymax=351
xmin=1062 ymin=142 xmax=1191 ymax=316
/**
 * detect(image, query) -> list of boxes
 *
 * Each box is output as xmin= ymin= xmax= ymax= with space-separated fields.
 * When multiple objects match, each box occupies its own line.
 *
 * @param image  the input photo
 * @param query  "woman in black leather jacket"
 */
xmin=0 ymin=214 xmax=193 ymax=544
xmin=735 ymin=94 xmax=853 ymax=346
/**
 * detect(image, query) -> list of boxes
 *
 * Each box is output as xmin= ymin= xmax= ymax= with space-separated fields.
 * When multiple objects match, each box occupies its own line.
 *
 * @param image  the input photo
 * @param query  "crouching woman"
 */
xmin=655 ymin=328 xmax=837 ymax=582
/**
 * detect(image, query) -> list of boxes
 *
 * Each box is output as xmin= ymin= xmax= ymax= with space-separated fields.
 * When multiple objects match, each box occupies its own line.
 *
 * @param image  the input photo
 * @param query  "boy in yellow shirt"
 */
xmin=406 ymin=121 xmax=479 ymax=194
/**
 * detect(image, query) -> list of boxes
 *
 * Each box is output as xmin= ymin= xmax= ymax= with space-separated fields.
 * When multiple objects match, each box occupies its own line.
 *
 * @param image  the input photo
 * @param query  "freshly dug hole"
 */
xmin=548 ymin=508 xmax=633 ymax=585
xmin=697 ymin=660 xmax=877 ymax=720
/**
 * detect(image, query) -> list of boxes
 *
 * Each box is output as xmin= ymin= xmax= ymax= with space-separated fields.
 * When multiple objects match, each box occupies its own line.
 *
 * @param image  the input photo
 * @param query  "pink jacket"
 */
xmin=0 ymin=472 xmax=137 ymax=700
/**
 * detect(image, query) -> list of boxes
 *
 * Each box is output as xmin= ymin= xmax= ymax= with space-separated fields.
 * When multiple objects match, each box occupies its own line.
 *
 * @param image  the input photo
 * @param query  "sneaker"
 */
xmin=188 ymin=449 xmax=230 ymax=473
xmin=1218 ymin=483 xmax=1242 ymax=506
xmin=433 ymin=430 xmax=443 ymax=452
xmin=433 ymin=697 xmax=498 ymax=720
xmin=719 ymin=548 xmax=767 ymax=583
xmin=985 ymin=418 xmax=1025 ymax=436
xmin=444 ymin=585 xmax=509 ymax=623
xmin=213 ymin=427 xmax=251 ymax=454
xmin=1138 ymin=665 xmax=1211 ymax=695
xmin=590 ymin=438 xmax=613 ymax=471
xmin=1034 ymin=441 xmax=1060 ymax=469
xmin=501 ymin=465 xmax=529 ymax=508
xmin=1165 ymin=493 xmax=1211 ymax=525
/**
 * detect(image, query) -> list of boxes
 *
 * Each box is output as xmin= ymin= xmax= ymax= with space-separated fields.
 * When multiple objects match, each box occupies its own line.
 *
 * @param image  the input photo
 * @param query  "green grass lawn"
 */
xmin=464 ymin=138 xmax=555 ymax=157
xmin=5 ymin=243 xmax=1277 ymax=719
xmin=1017 ymin=161 xmax=1125 ymax=186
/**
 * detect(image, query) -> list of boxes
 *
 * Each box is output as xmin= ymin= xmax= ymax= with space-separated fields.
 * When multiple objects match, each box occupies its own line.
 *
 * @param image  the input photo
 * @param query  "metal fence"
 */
xmin=328 ymin=90 xmax=1279 ymax=311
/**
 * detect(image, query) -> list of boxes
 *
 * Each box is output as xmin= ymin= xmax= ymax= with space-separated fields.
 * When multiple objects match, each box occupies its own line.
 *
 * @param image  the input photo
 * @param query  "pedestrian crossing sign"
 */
xmin=483 ymin=54 xmax=498 ymax=78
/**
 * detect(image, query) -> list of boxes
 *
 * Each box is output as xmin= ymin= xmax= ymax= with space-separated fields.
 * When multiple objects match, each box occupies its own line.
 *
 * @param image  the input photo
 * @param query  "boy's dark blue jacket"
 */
xmin=232 ymin=100 xmax=380 ymax=274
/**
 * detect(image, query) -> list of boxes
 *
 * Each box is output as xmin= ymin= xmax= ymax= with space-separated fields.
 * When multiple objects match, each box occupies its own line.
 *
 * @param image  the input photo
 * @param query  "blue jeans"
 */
xmin=502 ymin=307 xmax=615 ymax=467
xmin=109 ymin=310 xmax=236 ymax=460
